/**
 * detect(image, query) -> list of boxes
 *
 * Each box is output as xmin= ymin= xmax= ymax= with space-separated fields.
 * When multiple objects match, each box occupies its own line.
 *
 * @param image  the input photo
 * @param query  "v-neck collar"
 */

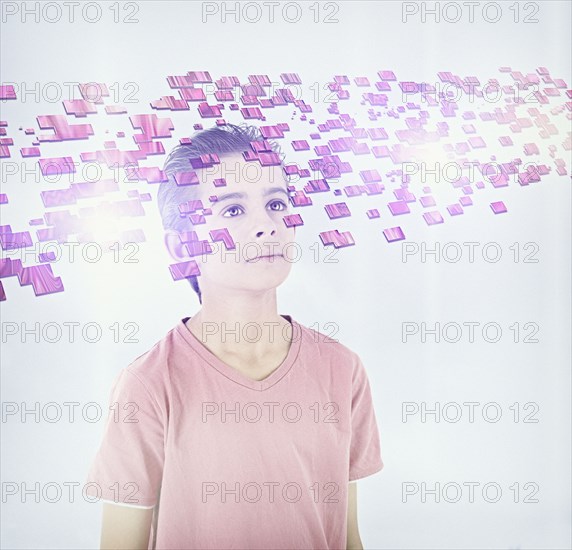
xmin=176 ymin=314 xmax=302 ymax=392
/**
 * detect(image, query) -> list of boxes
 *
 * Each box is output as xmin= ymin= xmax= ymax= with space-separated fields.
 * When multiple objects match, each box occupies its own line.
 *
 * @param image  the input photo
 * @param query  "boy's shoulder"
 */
xmin=121 ymin=322 xmax=182 ymax=385
xmin=295 ymin=318 xmax=361 ymax=365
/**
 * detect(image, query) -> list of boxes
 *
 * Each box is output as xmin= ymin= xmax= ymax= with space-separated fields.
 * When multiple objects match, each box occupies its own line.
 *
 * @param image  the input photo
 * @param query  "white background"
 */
xmin=1 ymin=1 xmax=571 ymax=548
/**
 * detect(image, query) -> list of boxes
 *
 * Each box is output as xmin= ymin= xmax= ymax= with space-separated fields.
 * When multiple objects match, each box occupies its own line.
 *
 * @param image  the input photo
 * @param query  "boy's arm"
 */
xmin=346 ymin=481 xmax=364 ymax=550
xmin=100 ymin=502 xmax=154 ymax=550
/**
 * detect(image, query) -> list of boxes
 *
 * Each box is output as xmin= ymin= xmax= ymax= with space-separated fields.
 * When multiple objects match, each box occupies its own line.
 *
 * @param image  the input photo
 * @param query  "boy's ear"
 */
xmin=163 ymin=229 xmax=189 ymax=262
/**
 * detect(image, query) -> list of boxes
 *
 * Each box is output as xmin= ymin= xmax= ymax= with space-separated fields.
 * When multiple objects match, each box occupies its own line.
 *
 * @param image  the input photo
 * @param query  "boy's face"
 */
xmin=173 ymin=152 xmax=297 ymax=295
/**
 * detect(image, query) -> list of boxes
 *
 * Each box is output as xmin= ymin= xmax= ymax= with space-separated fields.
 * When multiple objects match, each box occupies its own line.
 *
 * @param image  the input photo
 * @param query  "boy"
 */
xmin=85 ymin=123 xmax=384 ymax=549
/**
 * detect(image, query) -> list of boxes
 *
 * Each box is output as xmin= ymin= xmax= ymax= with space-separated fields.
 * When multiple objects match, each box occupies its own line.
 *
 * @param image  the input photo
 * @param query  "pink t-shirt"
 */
xmin=85 ymin=315 xmax=384 ymax=549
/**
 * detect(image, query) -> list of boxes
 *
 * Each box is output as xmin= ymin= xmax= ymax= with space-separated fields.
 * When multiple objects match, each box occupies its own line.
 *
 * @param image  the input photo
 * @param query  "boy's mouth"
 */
xmin=246 ymin=254 xmax=284 ymax=262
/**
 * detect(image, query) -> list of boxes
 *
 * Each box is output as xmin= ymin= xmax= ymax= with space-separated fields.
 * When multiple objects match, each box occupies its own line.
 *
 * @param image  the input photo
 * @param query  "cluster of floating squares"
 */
xmin=0 ymin=66 xmax=569 ymax=299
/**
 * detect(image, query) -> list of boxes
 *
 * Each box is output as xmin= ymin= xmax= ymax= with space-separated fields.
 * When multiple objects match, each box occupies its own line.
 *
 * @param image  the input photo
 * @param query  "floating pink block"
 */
xmin=168 ymin=75 xmax=196 ymax=88
xmin=214 ymin=90 xmax=234 ymax=101
xmin=423 ymin=211 xmax=444 ymax=225
xmin=499 ymin=136 xmax=514 ymax=146
xmin=18 ymin=263 xmax=64 ymax=296
xmin=283 ymin=165 xmax=299 ymax=177
xmin=130 ymin=114 xmax=174 ymax=139
xmin=137 ymin=141 xmax=164 ymax=156
xmin=378 ymin=71 xmax=396 ymax=81
xmin=394 ymin=189 xmax=416 ymax=202
xmin=184 ymin=240 xmax=213 ymax=257
xmin=523 ymin=142 xmax=540 ymax=156
xmin=459 ymin=196 xmax=473 ymax=207
xmin=292 ymin=140 xmax=310 ymax=151
xmin=105 ymin=105 xmax=127 ymax=115
xmin=489 ymin=171 xmax=509 ymax=188
xmin=447 ymin=204 xmax=464 ymax=216
xmin=283 ymin=214 xmax=304 ymax=228
xmin=38 ymin=157 xmax=76 ymax=176
xmin=174 ymin=171 xmax=199 ymax=186
xmin=319 ymin=230 xmax=355 ymax=249
xmin=38 ymin=251 xmax=57 ymax=262
xmin=257 ymin=151 xmax=281 ymax=166
xmin=197 ymin=102 xmax=222 ymax=117
xmin=79 ymin=83 xmax=109 ymax=103
xmin=169 ymin=260 xmax=200 ymax=281
xmin=63 ymin=99 xmax=98 ymax=117
xmin=37 ymin=114 xmax=93 ymax=141
xmin=290 ymin=191 xmax=312 ymax=207
xmin=41 ymin=189 xmax=77 ymax=208
xmin=367 ymin=128 xmax=389 ymax=141
xmin=190 ymin=153 xmax=219 ymax=169
xmin=259 ymin=125 xmax=285 ymax=139
xmin=324 ymin=202 xmax=351 ymax=219
xmin=469 ymin=137 xmax=487 ymax=149
xmin=21 ymin=147 xmax=40 ymax=158
xmin=179 ymin=200 xmax=204 ymax=215
xmin=383 ymin=226 xmax=405 ymax=242
xmin=209 ymin=228 xmax=235 ymax=249
xmin=360 ymin=183 xmax=383 ymax=196
xmin=249 ymin=140 xmax=272 ymax=153
xmin=367 ymin=209 xmax=380 ymax=219
xmin=126 ymin=166 xmax=167 ymax=184
xmin=241 ymin=107 xmax=263 ymax=120
xmin=490 ymin=201 xmax=507 ymax=214
xmin=419 ymin=195 xmax=435 ymax=208
xmin=518 ymin=168 xmax=541 ymax=185
xmin=151 ymin=96 xmax=189 ymax=110
xmin=344 ymin=185 xmax=364 ymax=197
xmin=189 ymin=213 xmax=206 ymax=225
xmin=314 ymin=145 xmax=331 ymax=156
xmin=0 ymin=85 xmax=17 ymax=100
xmin=304 ymin=179 xmax=330 ymax=193
xmin=388 ymin=201 xmax=410 ymax=215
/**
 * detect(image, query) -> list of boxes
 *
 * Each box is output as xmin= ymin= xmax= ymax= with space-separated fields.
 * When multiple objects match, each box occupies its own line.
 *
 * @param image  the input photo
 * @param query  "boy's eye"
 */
xmin=222 ymin=200 xmax=288 ymax=218
xmin=222 ymin=205 xmax=244 ymax=218
xmin=269 ymin=200 xmax=288 ymax=211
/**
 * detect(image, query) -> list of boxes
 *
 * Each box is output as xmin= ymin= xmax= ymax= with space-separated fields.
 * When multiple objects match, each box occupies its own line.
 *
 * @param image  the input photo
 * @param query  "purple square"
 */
xmin=423 ymin=211 xmax=444 ymax=225
xmin=490 ymin=201 xmax=507 ymax=214
xmin=447 ymin=204 xmax=464 ymax=216
xmin=383 ymin=226 xmax=405 ymax=242
xmin=388 ymin=201 xmax=410 ymax=215
xmin=420 ymin=196 xmax=436 ymax=207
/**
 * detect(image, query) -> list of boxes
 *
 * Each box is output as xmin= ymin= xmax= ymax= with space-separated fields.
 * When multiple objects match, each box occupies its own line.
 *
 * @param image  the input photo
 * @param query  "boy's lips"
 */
xmin=246 ymin=254 xmax=284 ymax=262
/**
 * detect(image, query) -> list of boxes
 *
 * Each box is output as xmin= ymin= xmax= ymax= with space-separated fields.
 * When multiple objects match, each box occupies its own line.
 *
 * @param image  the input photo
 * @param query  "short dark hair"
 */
xmin=158 ymin=123 xmax=287 ymax=304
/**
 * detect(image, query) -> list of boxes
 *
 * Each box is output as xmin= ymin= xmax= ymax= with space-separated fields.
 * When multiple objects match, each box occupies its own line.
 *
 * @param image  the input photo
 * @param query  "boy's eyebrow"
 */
xmin=215 ymin=187 xmax=289 ymax=203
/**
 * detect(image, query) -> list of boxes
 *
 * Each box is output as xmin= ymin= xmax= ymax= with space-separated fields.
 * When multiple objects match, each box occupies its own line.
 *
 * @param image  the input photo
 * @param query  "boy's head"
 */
xmin=157 ymin=123 xmax=296 ymax=306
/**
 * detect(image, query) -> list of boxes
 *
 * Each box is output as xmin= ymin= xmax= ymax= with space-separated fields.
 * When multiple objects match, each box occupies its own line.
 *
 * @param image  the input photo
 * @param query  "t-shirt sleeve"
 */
xmin=84 ymin=367 xmax=165 ymax=508
xmin=348 ymin=355 xmax=384 ymax=482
